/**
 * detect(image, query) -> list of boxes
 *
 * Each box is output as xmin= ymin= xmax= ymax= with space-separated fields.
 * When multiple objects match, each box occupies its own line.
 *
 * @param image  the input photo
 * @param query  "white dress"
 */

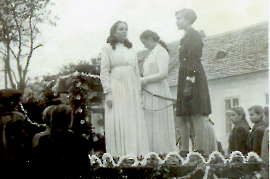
xmin=100 ymin=43 xmax=149 ymax=157
xmin=141 ymin=44 xmax=177 ymax=154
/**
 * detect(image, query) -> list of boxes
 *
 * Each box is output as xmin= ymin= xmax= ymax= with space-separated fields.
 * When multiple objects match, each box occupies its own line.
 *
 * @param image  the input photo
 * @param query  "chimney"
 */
xmin=199 ymin=30 xmax=207 ymax=39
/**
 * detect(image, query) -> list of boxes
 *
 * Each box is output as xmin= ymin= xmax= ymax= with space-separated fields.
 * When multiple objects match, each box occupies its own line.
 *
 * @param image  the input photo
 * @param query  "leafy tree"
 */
xmin=0 ymin=0 xmax=58 ymax=91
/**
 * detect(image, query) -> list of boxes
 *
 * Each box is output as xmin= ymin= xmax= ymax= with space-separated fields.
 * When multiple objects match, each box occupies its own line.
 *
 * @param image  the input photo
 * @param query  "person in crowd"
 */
xmin=32 ymin=105 xmax=90 ymax=179
xmin=100 ymin=21 xmax=149 ymax=158
xmin=174 ymin=8 xmax=211 ymax=158
xmin=247 ymin=105 xmax=266 ymax=156
xmin=139 ymin=30 xmax=177 ymax=154
xmin=0 ymin=89 xmax=30 ymax=178
xmin=260 ymin=106 xmax=268 ymax=163
xmin=228 ymin=106 xmax=250 ymax=155
xmin=32 ymin=105 xmax=56 ymax=150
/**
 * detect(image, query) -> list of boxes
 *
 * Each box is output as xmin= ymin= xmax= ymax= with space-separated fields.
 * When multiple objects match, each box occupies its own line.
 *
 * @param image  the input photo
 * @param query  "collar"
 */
xmin=150 ymin=44 xmax=162 ymax=54
xmin=252 ymin=120 xmax=265 ymax=130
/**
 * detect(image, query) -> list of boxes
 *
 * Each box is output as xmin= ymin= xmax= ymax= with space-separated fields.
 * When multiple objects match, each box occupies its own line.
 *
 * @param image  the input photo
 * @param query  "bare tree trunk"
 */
xmin=6 ymin=37 xmax=16 ymax=89
xmin=4 ymin=59 xmax=7 ymax=89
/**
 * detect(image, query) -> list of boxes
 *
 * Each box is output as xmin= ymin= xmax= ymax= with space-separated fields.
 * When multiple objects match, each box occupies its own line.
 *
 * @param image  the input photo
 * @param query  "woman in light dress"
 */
xmin=140 ymin=30 xmax=177 ymax=154
xmin=100 ymin=21 xmax=149 ymax=158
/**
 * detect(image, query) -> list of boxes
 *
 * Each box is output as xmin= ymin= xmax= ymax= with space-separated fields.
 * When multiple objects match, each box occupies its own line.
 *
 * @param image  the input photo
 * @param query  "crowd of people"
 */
xmin=0 ymin=89 xmax=91 ymax=179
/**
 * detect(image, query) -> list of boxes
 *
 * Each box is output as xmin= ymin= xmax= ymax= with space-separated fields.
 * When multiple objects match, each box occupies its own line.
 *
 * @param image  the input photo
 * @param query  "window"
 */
xmin=225 ymin=97 xmax=239 ymax=135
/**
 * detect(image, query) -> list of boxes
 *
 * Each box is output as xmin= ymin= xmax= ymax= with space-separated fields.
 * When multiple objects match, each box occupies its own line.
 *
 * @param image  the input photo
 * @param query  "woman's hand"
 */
xmin=183 ymin=81 xmax=192 ymax=97
xmin=106 ymin=100 xmax=112 ymax=108
xmin=140 ymin=78 xmax=147 ymax=88
xmin=105 ymin=92 xmax=113 ymax=108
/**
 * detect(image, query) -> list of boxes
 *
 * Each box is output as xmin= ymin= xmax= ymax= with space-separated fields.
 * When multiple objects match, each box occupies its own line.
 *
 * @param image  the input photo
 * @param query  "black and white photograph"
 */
xmin=0 ymin=0 xmax=268 ymax=178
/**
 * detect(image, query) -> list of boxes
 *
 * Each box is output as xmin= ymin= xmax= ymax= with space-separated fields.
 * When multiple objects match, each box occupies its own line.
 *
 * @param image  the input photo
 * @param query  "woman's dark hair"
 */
xmin=51 ymin=105 xmax=73 ymax=130
xmin=140 ymin=30 xmax=169 ymax=52
xmin=107 ymin=21 xmax=132 ymax=50
xmin=175 ymin=8 xmax=197 ymax=25
xmin=230 ymin=106 xmax=250 ymax=126
xmin=42 ymin=105 xmax=56 ymax=126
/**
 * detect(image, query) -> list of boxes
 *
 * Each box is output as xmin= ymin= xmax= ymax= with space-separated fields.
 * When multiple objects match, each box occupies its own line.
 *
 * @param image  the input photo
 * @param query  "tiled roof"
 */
xmin=137 ymin=22 xmax=268 ymax=86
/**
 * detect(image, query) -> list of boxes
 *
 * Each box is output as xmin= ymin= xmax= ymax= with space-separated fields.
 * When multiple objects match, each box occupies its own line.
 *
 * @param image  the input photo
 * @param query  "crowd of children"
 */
xmin=0 ymin=89 xmax=91 ymax=179
xmin=228 ymin=105 xmax=268 ymax=162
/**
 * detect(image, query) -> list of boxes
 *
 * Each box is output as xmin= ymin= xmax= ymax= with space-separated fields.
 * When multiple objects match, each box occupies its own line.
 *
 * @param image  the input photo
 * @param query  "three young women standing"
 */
xmin=100 ymin=8 xmax=212 ymax=158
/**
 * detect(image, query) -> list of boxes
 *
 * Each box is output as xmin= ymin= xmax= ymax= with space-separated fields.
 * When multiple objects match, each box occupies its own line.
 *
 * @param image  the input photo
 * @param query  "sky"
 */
xmin=0 ymin=0 xmax=268 ymax=88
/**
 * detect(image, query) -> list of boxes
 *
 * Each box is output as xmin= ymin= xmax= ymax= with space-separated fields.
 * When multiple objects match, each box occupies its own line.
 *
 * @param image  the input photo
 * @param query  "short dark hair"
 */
xmin=51 ymin=105 xmax=73 ymax=130
xmin=230 ymin=106 xmax=246 ymax=120
xmin=248 ymin=105 xmax=263 ymax=116
xmin=175 ymin=8 xmax=197 ymax=25
xmin=107 ymin=21 xmax=132 ymax=50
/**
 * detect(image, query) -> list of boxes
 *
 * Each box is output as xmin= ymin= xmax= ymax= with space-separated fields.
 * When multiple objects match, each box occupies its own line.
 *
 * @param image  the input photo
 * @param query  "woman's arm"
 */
xmin=140 ymin=49 xmax=169 ymax=84
xmin=134 ymin=53 xmax=142 ymax=92
xmin=100 ymin=45 xmax=112 ymax=105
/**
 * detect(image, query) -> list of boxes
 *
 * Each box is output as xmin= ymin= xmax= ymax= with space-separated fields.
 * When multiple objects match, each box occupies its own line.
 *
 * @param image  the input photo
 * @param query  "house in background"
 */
xmin=137 ymin=21 xmax=269 ymax=153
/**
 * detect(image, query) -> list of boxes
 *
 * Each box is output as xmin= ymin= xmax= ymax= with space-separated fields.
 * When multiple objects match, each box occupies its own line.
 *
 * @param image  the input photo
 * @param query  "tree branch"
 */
xmin=10 ymin=67 xmax=18 ymax=84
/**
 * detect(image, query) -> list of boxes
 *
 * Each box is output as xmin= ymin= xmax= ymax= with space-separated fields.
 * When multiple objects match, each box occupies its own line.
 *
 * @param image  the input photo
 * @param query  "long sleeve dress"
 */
xmin=100 ymin=43 xmax=149 ymax=158
xmin=141 ymin=44 xmax=177 ymax=154
xmin=176 ymin=28 xmax=211 ymax=116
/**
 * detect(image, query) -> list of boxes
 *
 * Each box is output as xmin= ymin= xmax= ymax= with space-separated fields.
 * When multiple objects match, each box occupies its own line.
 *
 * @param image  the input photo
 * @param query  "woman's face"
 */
xmin=141 ymin=38 xmax=155 ymax=50
xmin=229 ymin=110 xmax=243 ymax=124
xmin=249 ymin=109 xmax=262 ymax=124
xmin=113 ymin=22 xmax=128 ymax=43
xmin=175 ymin=13 xmax=189 ymax=30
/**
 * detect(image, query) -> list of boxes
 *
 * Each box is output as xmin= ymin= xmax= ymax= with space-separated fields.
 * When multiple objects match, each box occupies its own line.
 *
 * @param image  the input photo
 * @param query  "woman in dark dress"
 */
xmin=175 ymin=8 xmax=211 ymax=158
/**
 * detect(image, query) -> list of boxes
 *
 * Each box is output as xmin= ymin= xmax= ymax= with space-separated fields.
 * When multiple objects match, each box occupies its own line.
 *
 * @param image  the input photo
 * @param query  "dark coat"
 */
xmin=0 ymin=111 xmax=31 ymax=179
xmin=32 ymin=130 xmax=90 ymax=179
xmin=247 ymin=120 xmax=266 ymax=156
xmin=228 ymin=120 xmax=250 ymax=155
xmin=176 ymin=28 xmax=211 ymax=116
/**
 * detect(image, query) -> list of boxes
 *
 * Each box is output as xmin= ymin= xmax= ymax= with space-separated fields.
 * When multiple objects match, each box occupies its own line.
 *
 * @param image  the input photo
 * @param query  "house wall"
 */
xmin=170 ymin=70 xmax=269 ymax=153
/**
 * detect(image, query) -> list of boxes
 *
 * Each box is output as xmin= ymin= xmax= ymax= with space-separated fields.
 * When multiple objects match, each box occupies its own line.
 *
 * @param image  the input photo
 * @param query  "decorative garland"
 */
xmin=89 ymin=151 xmax=267 ymax=178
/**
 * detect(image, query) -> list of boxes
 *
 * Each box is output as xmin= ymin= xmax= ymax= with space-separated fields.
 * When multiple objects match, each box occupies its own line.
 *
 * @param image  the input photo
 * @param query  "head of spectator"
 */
xmin=248 ymin=105 xmax=264 ymax=124
xmin=229 ymin=106 xmax=249 ymax=126
xmin=51 ymin=105 xmax=73 ymax=131
xmin=0 ymin=89 xmax=23 ymax=113
xmin=42 ymin=105 xmax=56 ymax=127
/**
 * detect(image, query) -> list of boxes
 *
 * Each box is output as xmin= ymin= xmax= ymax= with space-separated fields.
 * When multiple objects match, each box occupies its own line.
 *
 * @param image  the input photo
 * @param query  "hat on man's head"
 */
xmin=0 ymin=89 xmax=22 ymax=101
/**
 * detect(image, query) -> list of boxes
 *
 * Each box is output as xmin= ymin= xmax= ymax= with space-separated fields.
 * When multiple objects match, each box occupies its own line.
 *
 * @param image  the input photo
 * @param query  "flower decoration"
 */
xmin=163 ymin=152 xmax=183 ymax=165
xmin=90 ymin=155 xmax=102 ymax=167
xmin=186 ymin=151 xmax=205 ymax=166
xmin=118 ymin=154 xmax=139 ymax=167
xmin=102 ymin=153 xmax=117 ymax=168
xmin=228 ymin=151 xmax=246 ymax=163
xmin=140 ymin=152 xmax=164 ymax=166
xmin=208 ymin=151 xmax=227 ymax=164
xmin=246 ymin=152 xmax=262 ymax=163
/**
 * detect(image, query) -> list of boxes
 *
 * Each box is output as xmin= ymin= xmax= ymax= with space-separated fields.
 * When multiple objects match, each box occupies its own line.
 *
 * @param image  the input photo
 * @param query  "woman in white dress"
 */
xmin=100 ymin=21 xmax=149 ymax=158
xmin=140 ymin=30 xmax=177 ymax=154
